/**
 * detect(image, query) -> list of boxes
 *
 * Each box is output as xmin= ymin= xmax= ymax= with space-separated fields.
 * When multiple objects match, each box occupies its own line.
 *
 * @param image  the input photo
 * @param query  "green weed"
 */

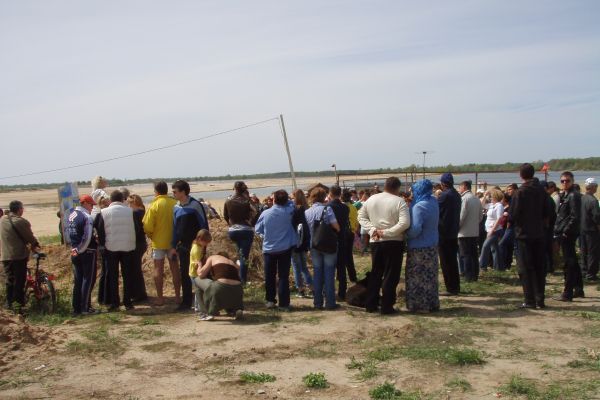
xmin=239 ymin=371 xmax=276 ymax=383
xmin=303 ymin=372 xmax=328 ymax=389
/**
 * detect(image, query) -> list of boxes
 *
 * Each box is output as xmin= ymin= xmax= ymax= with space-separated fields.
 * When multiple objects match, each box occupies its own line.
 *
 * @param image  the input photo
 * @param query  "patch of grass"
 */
xmin=369 ymin=382 xmax=402 ymax=399
xmin=446 ymin=377 xmax=472 ymax=392
xmin=500 ymin=375 xmax=600 ymax=400
xmin=140 ymin=318 xmax=160 ymax=325
xmin=66 ymin=326 xmax=125 ymax=358
xmin=500 ymin=375 xmax=539 ymax=398
xmin=566 ymin=350 xmax=600 ymax=371
xmin=369 ymin=382 xmax=424 ymax=400
xmin=368 ymin=346 xmax=400 ymax=362
xmin=302 ymin=340 xmax=338 ymax=358
xmin=398 ymin=345 xmax=485 ymax=365
xmin=140 ymin=341 xmax=177 ymax=353
xmin=292 ymin=315 xmax=323 ymax=325
xmin=346 ymin=357 xmax=379 ymax=381
xmin=303 ymin=372 xmax=328 ymax=389
xmin=243 ymin=283 xmax=266 ymax=304
xmin=239 ymin=371 xmax=276 ymax=383
xmin=38 ymin=234 xmax=62 ymax=245
xmin=123 ymin=327 xmax=165 ymax=340
xmin=26 ymin=290 xmax=73 ymax=326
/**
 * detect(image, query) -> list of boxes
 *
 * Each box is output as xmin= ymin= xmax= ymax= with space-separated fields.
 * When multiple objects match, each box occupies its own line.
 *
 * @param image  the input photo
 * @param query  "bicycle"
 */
xmin=25 ymin=252 xmax=57 ymax=314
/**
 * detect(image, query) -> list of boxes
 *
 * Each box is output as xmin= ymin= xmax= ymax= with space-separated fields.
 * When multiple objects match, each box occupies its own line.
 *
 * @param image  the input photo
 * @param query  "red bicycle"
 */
xmin=25 ymin=252 xmax=57 ymax=314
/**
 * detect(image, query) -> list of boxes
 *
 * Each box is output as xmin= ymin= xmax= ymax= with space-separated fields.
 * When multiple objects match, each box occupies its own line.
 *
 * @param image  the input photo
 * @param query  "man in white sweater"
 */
xmin=357 ymin=177 xmax=410 ymax=314
xmin=458 ymin=181 xmax=483 ymax=282
xmin=96 ymin=190 xmax=136 ymax=311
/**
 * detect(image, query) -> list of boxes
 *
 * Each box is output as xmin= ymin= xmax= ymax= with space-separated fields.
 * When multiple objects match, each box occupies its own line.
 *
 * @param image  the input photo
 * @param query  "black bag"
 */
xmin=311 ymin=207 xmax=337 ymax=254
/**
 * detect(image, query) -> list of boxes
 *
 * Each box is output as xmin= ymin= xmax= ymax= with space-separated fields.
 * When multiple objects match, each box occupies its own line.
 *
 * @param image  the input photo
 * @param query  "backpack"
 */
xmin=311 ymin=207 xmax=338 ymax=254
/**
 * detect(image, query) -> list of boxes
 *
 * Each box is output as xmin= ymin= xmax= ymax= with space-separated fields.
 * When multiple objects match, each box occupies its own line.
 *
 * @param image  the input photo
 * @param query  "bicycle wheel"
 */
xmin=35 ymin=275 xmax=57 ymax=314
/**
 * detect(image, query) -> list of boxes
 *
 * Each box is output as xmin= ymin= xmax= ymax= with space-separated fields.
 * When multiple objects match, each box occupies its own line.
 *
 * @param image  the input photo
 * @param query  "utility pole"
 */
xmin=331 ymin=163 xmax=339 ymax=186
xmin=279 ymin=114 xmax=297 ymax=191
xmin=415 ymin=150 xmax=433 ymax=179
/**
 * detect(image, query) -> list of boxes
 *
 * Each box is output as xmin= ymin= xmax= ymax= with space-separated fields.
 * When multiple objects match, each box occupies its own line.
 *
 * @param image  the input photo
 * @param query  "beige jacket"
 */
xmin=0 ymin=214 xmax=39 ymax=261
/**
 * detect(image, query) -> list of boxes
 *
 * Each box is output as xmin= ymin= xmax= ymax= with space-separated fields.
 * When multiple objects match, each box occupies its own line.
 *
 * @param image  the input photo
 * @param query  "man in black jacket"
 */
xmin=510 ymin=164 xmax=552 ymax=308
xmin=327 ymin=185 xmax=350 ymax=300
xmin=581 ymin=178 xmax=600 ymax=281
xmin=438 ymin=173 xmax=462 ymax=295
xmin=554 ymin=171 xmax=584 ymax=301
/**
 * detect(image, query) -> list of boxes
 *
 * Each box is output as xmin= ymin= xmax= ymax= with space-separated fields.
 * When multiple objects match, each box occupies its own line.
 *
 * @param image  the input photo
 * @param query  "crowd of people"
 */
xmin=1 ymin=165 xmax=599 ymax=319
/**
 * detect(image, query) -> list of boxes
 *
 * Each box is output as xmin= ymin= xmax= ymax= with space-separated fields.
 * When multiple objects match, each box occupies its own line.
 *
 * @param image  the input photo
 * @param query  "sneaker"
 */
xmin=552 ymin=295 xmax=572 ymax=302
xmin=83 ymin=307 xmax=100 ymax=315
xmin=175 ymin=304 xmax=192 ymax=312
xmin=278 ymin=306 xmax=291 ymax=312
xmin=265 ymin=301 xmax=277 ymax=309
xmin=199 ymin=314 xmax=214 ymax=321
xmin=234 ymin=310 xmax=244 ymax=320
xmin=573 ymin=289 xmax=585 ymax=298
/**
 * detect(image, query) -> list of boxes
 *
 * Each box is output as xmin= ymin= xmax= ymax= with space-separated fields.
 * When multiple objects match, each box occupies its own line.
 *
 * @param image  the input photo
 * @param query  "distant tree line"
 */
xmin=1 ymin=157 xmax=598 ymax=192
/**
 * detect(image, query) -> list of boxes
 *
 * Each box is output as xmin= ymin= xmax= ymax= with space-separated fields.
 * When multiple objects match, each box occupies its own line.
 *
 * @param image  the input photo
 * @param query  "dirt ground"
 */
xmin=1 ymin=225 xmax=600 ymax=399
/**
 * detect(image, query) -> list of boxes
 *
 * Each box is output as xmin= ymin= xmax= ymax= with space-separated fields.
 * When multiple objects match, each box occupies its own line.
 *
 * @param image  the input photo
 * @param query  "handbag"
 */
xmin=311 ymin=207 xmax=338 ymax=254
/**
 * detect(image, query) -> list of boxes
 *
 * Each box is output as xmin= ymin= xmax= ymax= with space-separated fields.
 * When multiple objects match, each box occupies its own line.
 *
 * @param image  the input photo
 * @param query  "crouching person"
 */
xmin=190 ymin=229 xmax=212 ymax=313
xmin=194 ymin=252 xmax=243 ymax=321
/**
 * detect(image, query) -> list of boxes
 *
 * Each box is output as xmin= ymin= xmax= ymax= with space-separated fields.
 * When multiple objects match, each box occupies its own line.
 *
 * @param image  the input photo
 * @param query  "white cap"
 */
xmin=585 ymin=177 xmax=597 ymax=186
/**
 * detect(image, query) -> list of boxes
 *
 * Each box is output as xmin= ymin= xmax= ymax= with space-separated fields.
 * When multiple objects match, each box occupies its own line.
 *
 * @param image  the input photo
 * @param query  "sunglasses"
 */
xmin=560 ymin=179 xmax=571 ymax=183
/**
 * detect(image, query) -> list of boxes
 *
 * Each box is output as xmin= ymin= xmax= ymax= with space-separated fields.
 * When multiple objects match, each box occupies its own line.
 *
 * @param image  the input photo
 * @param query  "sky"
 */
xmin=1 ymin=0 xmax=599 ymax=185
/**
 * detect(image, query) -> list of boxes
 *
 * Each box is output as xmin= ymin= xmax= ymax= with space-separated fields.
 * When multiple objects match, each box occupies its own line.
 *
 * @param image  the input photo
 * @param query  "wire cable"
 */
xmin=0 ymin=117 xmax=279 ymax=180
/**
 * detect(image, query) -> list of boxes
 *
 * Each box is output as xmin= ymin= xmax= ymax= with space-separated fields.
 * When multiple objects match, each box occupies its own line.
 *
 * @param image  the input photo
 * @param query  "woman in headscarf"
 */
xmin=405 ymin=179 xmax=440 ymax=313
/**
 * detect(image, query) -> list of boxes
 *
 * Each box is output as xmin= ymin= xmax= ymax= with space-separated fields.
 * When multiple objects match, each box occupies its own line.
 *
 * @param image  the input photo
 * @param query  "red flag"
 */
xmin=541 ymin=163 xmax=549 ymax=172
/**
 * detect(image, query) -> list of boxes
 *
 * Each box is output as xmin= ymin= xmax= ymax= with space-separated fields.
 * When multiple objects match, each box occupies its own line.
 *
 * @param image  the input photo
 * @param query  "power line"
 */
xmin=0 ymin=117 xmax=280 ymax=181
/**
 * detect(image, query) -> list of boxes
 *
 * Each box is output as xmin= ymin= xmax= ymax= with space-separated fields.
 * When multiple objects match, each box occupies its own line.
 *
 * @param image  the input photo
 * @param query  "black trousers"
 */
xmin=344 ymin=231 xmax=358 ymax=283
xmin=177 ymin=245 xmax=193 ymax=307
xmin=561 ymin=236 xmax=583 ymax=298
xmin=543 ymin=229 xmax=555 ymax=274
xmin=264 ymin=249 xmax=292 ymax=307
xmin=72 ymin=251 xmax=95 ymax=314
xmin=366 ymin=241 xmax=405 ymax=312
xmin=131 ymin=248 xmax=148 ymax=301
xmin=439 ymin=238 xmax=460 ymax=294
xmin=335 ymin=237 xmax=347 ymax=299
xmin=516 ymin=239 xmax=546 ymax=306
xmin=103 ymin=250 xmax=134 ymax=308
xmin=2 ymin=258 xmax=28 ymax=308
xmin=458 ymin=237 xmax=479 ymax=282
xmin=581 ymin=231 xmax=600 ymax=278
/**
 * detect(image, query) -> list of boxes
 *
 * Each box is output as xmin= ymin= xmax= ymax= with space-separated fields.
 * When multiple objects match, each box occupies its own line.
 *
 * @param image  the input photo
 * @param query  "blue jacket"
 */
xmin=438 ymin=188 xmax=461 ymax=239
xmin=172 ymin=196 xmax=209 ymax=249
xmin=67 ymin=206 xmax=96 ymax=253
xmin=407 ymin=197 xmax=439 ymax=249
xmin=255 ymin=202 xmax=297 ymax=254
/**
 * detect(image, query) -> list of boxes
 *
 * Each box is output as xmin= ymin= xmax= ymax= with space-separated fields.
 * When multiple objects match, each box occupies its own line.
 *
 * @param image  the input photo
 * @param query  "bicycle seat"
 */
xmin=33 ymin=252 xmax=47 ymax=259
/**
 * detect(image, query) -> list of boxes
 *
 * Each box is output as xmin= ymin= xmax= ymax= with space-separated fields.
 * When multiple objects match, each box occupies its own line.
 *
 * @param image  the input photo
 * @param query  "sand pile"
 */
xmin=0 ymin=310 xmax=64 ymax=372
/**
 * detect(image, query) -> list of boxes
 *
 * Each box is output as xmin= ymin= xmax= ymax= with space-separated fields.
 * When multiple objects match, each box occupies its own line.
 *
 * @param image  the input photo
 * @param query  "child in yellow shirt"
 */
xmin=190 ymin=229 xmax=212 ymax=313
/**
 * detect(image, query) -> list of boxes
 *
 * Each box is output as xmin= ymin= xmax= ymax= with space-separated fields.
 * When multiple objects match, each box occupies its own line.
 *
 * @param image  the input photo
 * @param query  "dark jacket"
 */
xmin=554 ymin=189 xmax=581 ymax=238
xmin=133 ymin=209 xmax=148 ymax=253
xmin=510 ymin=179 xmax=551 ymax=240
xmin=438 ymin=188 xmax=461 ymax=240
xmin=581 ymin=193 xmax=600 ymax=233
xmin=224 ymin=195 xmax=256 ymax=227
xmin=172 ymin=196 xmax=209 ymax=249
xmin=327 ymin=198 xmax=349 ymax=238
xmin=292 ymin=207 xmax=310 ymax=252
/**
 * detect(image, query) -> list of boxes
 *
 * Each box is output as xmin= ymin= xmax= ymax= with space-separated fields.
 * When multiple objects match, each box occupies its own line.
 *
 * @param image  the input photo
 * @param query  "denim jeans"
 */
xmin=291 ymin=251 xmax=313 ymax=289
xmin=310 ymin=248 xmax=337 ymax=309
xmin=264 ymin=250 xmax=292 ymax=307
xmin=228 ymin=229 xmax=254 ymax=284
xmin=479 ymin=230 xmax=503 ymax=270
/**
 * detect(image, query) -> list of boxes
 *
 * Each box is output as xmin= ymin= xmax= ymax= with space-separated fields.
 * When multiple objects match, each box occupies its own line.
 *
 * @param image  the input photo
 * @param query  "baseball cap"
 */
xmin=585 ymin=177 xmax=597 ymax=186
xmin=79 ymin=194 xmax=97 ymax=205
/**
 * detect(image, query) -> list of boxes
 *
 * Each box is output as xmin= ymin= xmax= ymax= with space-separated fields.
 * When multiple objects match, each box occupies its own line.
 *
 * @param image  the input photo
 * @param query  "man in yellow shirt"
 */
xmin=142 ymin=181 xmax=178 ymax=306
